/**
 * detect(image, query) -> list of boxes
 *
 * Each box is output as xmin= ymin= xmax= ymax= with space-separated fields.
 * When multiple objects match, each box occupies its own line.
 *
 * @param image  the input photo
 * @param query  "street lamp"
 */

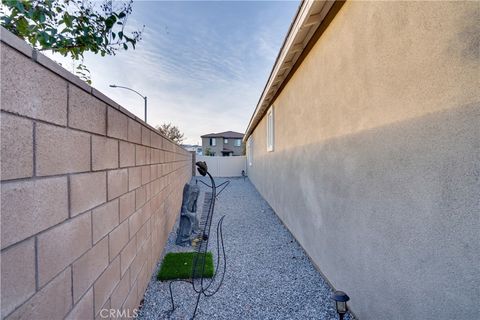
xmin=109 ymin=84 xmax=148 ymax=123
xmin=331 ymin=290 xmax=350 ymax=320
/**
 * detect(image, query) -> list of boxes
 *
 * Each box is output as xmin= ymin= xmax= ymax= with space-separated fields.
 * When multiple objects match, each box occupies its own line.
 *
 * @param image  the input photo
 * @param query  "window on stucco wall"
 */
xmin=247 ymin=137 xmax=253 ymax=166
xmin=267 ymin=106 xmax=274 ymax=152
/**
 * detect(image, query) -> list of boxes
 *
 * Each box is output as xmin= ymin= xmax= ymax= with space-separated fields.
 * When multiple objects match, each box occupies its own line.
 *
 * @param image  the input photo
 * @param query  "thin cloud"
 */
xmin=46 ymin=1 xmax=299 ymax=144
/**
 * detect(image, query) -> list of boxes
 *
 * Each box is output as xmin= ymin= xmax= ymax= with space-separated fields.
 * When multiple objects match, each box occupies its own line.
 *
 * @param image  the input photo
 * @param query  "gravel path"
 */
xmin=138 ymin=177 xmax=355 ymax=320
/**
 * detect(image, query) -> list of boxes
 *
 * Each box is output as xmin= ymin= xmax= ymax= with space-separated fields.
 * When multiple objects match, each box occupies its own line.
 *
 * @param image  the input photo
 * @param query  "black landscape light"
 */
xmin=332 ymin=290 xmax=350 ymax=320
xmin=196 ymin=161 xmax=208 ymax=176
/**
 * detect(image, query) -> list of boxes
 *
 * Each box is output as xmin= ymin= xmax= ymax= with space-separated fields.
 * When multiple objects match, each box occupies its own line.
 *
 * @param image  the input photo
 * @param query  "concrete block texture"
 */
xmin=69 ymin=85 xmax=106 ymax=135
xmin=247 ymin=2 xmax=480 ymax=319
xmin=0 ymin=113 xmax=33 ymax=180
xmin=119 ymin=141 xmax=136 ymax=168
xmin=109 ymin=272 xmax=130 ymax=311
xmin=151 ymin=132 xmax=162 ymax=149
xmin=70 ymin=171 xmax=107 ymax=216
xmin=72 ymin=237 xmax=109 ymax=302
xmin=92 ymin=199 xmax=119 ymax=244
xmin=122 ymin=281 xmax=138 ymax=318
xmin=107 ymin=168 xmax=128 ymax=200
xmin=135 ymin=185 xmax=147 ymax=210
xmin=37 ymin=213 xmax=92 ymax=286
xmin=107 ymin=107 xmax=128 ymax=140
xmin=141 ymin=166 xmax=151 ymax=185
xmin=130 ymin=241 xmax=146 ymax=286
xmin=119 ymin=191 xmax=136 ymax=222
xmin=141 ymin=126 xmax=151 ymax=146
xmin=109 ymin=220 xmax=129 ymax=261
xmin=65 ymin=288 xmax=93 ymax=320
xmin=128 ymin=167 xmax=142 ymax=191
xmin=120 ymin=237 xmax=136 ymax=277
xmin=127 ymin=118 xmax=141 ymax=144
xmin=150 ymin=149 xmax=159 ymax=165
xmin=36 ymin=122 xmax=90 ymax=176
xmin=94 ymin=256 xmax=120 ymax=315
xmin=5 ymin=268 xmax=72 ymax=320
xmin=145 ymin=148 xmax=151 ymax=165
xmin=0 ymin=44 xmax=67 ymax=126
xmin=128 ymin=209 xmax=145 ymax=240
xmin=96 ymin=299 xmax=110 ymax=320
xmin=1 ymin=177 xmax=68 ymax=249
xmin=0 ymin=31 xmax=192 ymax=320
xmin=1 ymin=239 xmax=36 ymax=316
xmin=92 ymin=135 xmax=118 ymax=171
xmin=135 ymin=145 xmax=146 ymax=165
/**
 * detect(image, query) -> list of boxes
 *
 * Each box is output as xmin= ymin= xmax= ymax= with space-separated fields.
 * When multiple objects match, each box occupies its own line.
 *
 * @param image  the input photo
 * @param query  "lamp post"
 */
xmin=331 ymin=291 xmax=350 ymax=320
xmin=109 ymin=84 xmax=148 ymax=123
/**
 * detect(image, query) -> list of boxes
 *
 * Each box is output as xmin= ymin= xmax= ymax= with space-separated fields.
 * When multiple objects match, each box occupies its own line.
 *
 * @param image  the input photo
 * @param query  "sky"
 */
xmin=48 ymin=1 xmax=300 ymax=145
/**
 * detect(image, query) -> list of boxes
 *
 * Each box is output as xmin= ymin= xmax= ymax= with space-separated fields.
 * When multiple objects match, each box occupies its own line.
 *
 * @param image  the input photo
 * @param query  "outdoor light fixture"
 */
xmin=109 ymin=84 xmax=148 ymax=123
xmin=332 ymin=290 xmax=350 ymax=320
xmin=196 ymin=161 xmax=208 ymax=176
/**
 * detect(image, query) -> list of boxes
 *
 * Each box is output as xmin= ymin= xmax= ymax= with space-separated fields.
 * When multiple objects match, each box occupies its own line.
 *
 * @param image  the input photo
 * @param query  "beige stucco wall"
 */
xmin=248 ymin=2 xmax=479 ymax=319
xmin=0 ymin=31 xmax=192 ymax=319
xmin=196 ymin=155 xmax=246 ymax=177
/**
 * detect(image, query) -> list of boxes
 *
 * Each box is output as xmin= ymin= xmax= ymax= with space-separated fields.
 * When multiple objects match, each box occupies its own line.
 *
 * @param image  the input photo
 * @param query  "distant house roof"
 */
xmin=201 ymin=131 xmax=244 ymax=139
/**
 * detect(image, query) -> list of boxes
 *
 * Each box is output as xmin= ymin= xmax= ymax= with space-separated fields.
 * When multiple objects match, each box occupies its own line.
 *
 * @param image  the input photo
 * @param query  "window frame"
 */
xmin=247 ymin=137 xmax=253 ymax=166
xmin=234 ymin=139 xmax=241 ymax=147
xmin=266 ymin=106 xmax=274 ymax=152
xmin=224 ymin=138 xmax=228 ymax=144
xmin=210 ymin=138 xmax=216 ymax=146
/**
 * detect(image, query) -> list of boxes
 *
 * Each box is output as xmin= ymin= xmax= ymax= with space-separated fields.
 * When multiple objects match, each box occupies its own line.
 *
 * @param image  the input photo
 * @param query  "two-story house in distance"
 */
xmin=201 ymin=131 xmax=244 ymax=156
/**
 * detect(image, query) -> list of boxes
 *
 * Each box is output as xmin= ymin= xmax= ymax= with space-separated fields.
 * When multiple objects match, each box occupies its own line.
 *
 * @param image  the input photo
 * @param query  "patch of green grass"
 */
xmin=157 ymin=252 xmax=214 ymax=281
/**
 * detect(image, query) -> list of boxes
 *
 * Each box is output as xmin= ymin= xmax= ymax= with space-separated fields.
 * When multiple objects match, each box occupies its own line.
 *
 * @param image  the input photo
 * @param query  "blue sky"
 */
xmin=50 ymin=1 xmax=299 ymax=144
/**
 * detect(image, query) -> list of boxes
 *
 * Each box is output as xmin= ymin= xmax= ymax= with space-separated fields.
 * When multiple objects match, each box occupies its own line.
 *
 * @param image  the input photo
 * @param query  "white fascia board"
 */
xmin=244 ymin=0 xmax=333 ymax=141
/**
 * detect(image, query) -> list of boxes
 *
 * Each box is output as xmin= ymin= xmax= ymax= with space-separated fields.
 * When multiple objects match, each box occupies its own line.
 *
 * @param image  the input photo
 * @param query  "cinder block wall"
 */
xmin=0 ymin=28 xmax=192 ymax=319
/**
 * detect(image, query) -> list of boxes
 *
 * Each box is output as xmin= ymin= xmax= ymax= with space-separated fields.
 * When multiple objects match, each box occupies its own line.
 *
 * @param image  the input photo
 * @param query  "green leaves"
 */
xmin=104 ymin=15 xmax=116 ymax=30
xmin=15 ymin=1 xmax=25 ymax=13
xmin=39 ymin=12 xmax=46 ymax=23
xmin=16 ymin=17 xmax=29 ymax=34
xmin=63 ymin=12 xmax=72 ymax=27
xmin=0 ymin=0 xmax=143 ymax=85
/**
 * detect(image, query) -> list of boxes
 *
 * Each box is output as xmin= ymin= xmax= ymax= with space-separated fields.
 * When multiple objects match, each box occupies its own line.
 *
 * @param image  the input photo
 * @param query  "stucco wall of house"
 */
xmin=0 ymin=30 xmax=192 ymax=320
xmin=201 ymin=137 xmax=244 ymax=156
xmin=247 ymin=2 xmax=479 ymax=319
xmin=202 ymin=137 xmax=222 ymax=156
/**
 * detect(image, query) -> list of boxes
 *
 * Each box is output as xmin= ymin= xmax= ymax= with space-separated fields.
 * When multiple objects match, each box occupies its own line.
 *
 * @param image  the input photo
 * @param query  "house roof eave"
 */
xmin=202 ymin=131 xmax=244 ymax=139
xmin=243 ymin=0 xmax=341 ymax=142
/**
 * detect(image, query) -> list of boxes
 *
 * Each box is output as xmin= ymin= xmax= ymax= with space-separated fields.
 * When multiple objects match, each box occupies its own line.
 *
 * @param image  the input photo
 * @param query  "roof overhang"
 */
xmin=244 ymin=0 xmax=341 ymax=141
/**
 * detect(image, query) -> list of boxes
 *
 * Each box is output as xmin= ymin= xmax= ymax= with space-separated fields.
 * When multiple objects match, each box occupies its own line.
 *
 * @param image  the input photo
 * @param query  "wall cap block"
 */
xmin=0 ymin=27 xmax=186 ymax=150
xmin=35 ymin=51 xmax=91 ymax=92
xmin=92 ymin=88 xmax=122 ymax=110
xmin=0 ymin=26 xmax=33 ymax=57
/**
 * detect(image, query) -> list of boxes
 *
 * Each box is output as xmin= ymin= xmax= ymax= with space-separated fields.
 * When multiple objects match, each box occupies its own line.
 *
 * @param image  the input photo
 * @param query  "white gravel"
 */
xmin=138 ymin=177 xmax=356 ymax=320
